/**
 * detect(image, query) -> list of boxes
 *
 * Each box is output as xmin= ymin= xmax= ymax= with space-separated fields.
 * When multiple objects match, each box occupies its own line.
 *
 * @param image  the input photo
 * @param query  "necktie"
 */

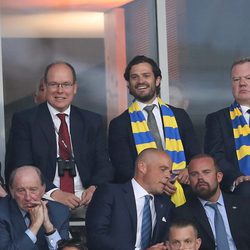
xmin=144 ymin=105 xmax=163 ymax=150
xmin=24 ymin=213 xmax=31 ymax=227
xmin=247 ymin=109 xmax=250 ymax=126
xmin=141 ymin=195 xmax=152 ymax=250
xmin=57 ymin=113 xmax=74 ymax=193
xmin=206 ymin=202 xmax=230 ymax=250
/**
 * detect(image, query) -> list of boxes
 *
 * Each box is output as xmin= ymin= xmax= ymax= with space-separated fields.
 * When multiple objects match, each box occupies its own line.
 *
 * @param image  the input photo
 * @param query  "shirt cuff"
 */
xmin=25 ymin=229 xmax=37 ymax=243
xmin=43 ymin=188 xmax=60 ymax=200
xmin=46 ymin=230 xmax=61 ymax=250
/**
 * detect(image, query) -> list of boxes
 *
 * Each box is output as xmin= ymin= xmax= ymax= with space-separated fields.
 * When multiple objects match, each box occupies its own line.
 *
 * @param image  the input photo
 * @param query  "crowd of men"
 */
xmin=1 ymin=55 xmax=250 ymax=249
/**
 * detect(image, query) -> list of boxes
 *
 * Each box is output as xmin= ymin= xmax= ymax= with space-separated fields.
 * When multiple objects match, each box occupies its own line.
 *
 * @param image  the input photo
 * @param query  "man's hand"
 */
xmin=28 ymin=201 xmax=44 ymax=235
xmin=51 ymin=189 xmax=81 ymax=209
xmin=80 ymin=185 xmax=96 ymax=206
xmin=0 ymin=186 xmax=7 ymax=197
xmin=235 ymin=175 xmax=250 ymax=186
xmin=176 ymin=168 xmax=190 ymax=185
xmin=164 ymin=180 xmax=177 ymax=196
xmin=147 ymin=242 xmax=167 ymax=250
xmin=41 ymin=200 xmax=55 ymax=234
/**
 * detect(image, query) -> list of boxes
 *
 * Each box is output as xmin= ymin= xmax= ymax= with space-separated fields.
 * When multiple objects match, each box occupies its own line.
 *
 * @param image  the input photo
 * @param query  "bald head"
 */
xmin=134 ymin=148 xmax=172 ymax=194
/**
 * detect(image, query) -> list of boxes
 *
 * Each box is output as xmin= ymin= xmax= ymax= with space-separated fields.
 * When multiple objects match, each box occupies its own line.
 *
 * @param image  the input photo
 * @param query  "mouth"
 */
xmin=135 ymin=84 xmax=148 ymax=90
xmin=55 ymin=96 xmax=66 ymax=100
xmin=196 ymin=181 xmax=208 ymax=189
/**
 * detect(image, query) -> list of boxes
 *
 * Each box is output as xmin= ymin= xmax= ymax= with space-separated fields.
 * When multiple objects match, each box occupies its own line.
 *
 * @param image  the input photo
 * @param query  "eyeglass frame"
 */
xmin=46 ymin=81 xmax=75 ymax=89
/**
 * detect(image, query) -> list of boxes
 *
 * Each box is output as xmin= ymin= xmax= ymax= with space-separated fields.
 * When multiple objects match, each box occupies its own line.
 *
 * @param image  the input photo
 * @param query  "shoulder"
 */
xmin=47 ymin=200 xmax=69 ymax=215
xmin=71 ymin=105 xmax=102 ymax=122
xmin=206 ymin=107 xmax=230 ymax=120
xmin=109 ymin=110 xmax=129 ymax=125
xmin=0 ymin=196 xmax=11 ymax=216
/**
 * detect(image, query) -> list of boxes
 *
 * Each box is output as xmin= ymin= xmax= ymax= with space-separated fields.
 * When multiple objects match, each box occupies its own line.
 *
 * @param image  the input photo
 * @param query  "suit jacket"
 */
xmin=172 ymin=193 xmax=250 ymax=250
xmin=0 ymin=196 xmax=69 ymax=250
xmin=109 ymin=105 xmax=201 ymax=183
xmin=204 ymin=108 xmax=241 ymax=191
xmin=86 ymin=182 xmax=174 ymax=250
xmin=5 ymin=102 xmax=113 ymax=191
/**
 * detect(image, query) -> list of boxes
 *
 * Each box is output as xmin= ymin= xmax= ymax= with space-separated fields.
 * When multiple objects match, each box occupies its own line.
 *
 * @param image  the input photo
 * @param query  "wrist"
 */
xmin=45 ymin=226 xmax=56 ymax=236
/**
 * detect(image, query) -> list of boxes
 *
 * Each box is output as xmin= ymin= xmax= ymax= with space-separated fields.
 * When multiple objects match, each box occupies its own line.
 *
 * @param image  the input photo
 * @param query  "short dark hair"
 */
xmin=57 ymin=238 xmax=86 ymax=250
xmin=44 ymin=61 xmax=77 ymax=83
xmin=231 ymin=57 xmax=250 ymax=71
xmin=9 ymin=166 xmax=45 ymax=189
xmin=188 ymin=153 xmax=220 ymax=172
xmin=124 ymin=55 xmax=162 ymax=95
xmin=167 ymin=218 xmax=199 ymax=239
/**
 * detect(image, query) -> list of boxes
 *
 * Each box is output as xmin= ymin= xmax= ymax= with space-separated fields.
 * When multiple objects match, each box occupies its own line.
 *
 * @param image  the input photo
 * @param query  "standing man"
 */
xmin=173 ymin=154 xmax=250 ymax=250
xmin=5 ymin=61 xmax=112 ymax=209
xmin=0 ymin=166 xmax=69 ymax=250
xmin=86 ymin=148 xmax=174 ymax=250
xmin=166 ymin=219 xmax=201 ymax=250
xmin=109 ymin=55 xmax=200 ymax=206
xmin=205 ymin=57 xmax=250 ymax=195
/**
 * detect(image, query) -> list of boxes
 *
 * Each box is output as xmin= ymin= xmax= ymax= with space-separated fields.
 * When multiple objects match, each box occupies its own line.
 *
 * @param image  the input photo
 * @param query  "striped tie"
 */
xmin=141 ymin=195 xmax=152 ymax=250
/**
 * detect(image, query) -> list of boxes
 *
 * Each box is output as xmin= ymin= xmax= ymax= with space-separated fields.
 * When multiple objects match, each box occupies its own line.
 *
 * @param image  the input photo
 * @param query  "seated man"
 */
xmin=173 ymin=154 xmax=250 ymax=250
xmin=86 ymin=148 xmax=174 ymax=250
xmin=57 ymin=238 xmax=86 ymax=250
xmin=0 ymin=166 xmax=69 ymax=250
xmin=166 ymin=218 xmax=201 ymax=250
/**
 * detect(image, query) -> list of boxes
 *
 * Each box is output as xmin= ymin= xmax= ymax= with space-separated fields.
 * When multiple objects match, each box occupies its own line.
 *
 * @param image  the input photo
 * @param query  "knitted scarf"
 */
xmin=129 ymin=97 xmax=186 ymax=206
xmin=230 ymin=101 xmax=250 ymax=175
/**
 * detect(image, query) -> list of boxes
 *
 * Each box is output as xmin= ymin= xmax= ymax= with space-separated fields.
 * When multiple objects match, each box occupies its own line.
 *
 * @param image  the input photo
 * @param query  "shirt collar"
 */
xmin=131 ymin=178 xmax=153 ymax=200
xmin=199 ymin=191 xmax=224 ymax=207
xmin=47 ymin=102 xmax=71 ymax=118
xmin=136 ymin=98 xmax=159 ymax=112
xmin=240 ymin=105 xmax=250 ymax=115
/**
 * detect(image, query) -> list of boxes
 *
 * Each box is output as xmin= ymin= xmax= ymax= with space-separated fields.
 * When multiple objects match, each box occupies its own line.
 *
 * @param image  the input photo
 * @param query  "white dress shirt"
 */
xmin=44 ymin=103 xmax=84 ymax=199
xmin=240 ymin=105 xmax=250 ymax=125
xmin=132 ymin=178 xmax=156 ymax=250
xmin=199 ymin=193 xmax=237 ymax=250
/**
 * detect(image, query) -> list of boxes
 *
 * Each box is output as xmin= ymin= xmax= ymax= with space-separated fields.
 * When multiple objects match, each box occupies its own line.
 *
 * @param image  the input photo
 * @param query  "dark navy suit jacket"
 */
xmin=5 ymin=102 xmax=113 ymax=191
xmin=204 ymin=108 xmax=242 ymax=191
xmin=109 ymin=105 xmax=201 ymax=183
xmin=0 ymin=196 xmax=69 ymax=250
xmin=172 ymin=193 xmax=250 ymax=250
xmin=86 ymin=182 xmax=174 ymax=250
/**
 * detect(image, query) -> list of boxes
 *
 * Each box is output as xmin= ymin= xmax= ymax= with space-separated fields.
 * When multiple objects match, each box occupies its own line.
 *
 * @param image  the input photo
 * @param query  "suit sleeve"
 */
xmin=204 ymin=112 xmax=242 ymax=190
xmin=108 ymin=116 xmax=136 ymax=183
xmin=86 ymin=184 xmax=115 ymax=250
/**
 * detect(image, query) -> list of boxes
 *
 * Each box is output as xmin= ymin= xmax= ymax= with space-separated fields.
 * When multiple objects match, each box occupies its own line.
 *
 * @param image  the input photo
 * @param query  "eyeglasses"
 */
xmin=232 ymin=75 xmax=250 ymax=84
xmin=47 ymin=82 xmax=74 ymax=89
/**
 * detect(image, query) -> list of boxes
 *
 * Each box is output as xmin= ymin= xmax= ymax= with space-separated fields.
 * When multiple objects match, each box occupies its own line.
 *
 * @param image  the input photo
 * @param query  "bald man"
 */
xmin=86 ymin=148 xmax=174 ymax=250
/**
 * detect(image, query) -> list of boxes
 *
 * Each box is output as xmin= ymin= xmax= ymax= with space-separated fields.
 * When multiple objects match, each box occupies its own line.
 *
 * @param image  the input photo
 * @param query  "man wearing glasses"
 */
xmin=5 ymin=61 xmax=112 ymax=209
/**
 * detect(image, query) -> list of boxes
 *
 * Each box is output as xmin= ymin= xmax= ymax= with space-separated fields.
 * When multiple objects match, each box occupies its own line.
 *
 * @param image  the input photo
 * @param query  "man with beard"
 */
xmin=172 ymin=154 xmax=250 ymax=250
xmin=109 ymin=55 xmax=200 ymax=207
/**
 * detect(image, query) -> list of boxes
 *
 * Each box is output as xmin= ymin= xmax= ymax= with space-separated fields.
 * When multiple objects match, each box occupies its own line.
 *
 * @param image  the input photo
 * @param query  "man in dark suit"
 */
xmin=86 ymin=148 xmax=174 ymax=250
xmin=205 ymin=57 xmax=250 ymax=194
xmin=172 ymin=154 xmax=250 ymax=250
xmin=0 ymin=166 xmax=69 ymax=250
xmin=109 ymin=55 xmax=200 ymax=203
xmin=5 ymin=61 xmax=112 ymax=209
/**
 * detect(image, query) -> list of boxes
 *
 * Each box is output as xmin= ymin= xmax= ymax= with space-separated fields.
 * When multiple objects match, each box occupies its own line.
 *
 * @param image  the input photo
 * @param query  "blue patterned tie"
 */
xmin=206 ymin=202 xmax=230 ymax=250
xmin=141 ymin=195 xmax=152 ymax=250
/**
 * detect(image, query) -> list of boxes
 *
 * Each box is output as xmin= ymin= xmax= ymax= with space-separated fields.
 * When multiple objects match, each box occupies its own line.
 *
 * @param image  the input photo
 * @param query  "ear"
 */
xmin=155 ymin=76 xmax=161 ymax=87
xmin=196 ymin=238 xmax=202 ymax=249
xmin=73 ymin=82 xmax=78 ymax=95
xmin=217 ymin=171 xmax=223 ymax=183
xmin=138 ymin=160 xmax=147 ymax=175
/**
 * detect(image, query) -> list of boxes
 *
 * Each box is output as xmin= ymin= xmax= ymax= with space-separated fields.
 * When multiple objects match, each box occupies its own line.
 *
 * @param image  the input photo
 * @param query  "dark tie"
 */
xmin=144 ymin=105 xmax=163 ymax=150
xmin=206 ymin=202 xmax=230 ymax=250
xmin=141 ymin=195 xmax=152 ymax=250
xmin=57 ymin=113 xmax=74 ymax=193
xmin=247 ymin=109 xmax=250 ymax=126
xmin=24 ymin=212 xmax=31 ymax=227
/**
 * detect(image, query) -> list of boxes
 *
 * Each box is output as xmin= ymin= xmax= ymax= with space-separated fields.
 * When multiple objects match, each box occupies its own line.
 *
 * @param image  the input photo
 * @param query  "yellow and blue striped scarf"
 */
xmin=230 ymin=101 xmax=250 ymax=175
xmin=129 ymin=97 xmax=186 ymax=206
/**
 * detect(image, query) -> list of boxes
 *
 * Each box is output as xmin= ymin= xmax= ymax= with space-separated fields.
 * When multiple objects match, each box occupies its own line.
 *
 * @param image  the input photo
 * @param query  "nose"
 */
xmin=239 ymin=77 xmax=247 ymax=85
xmin=24 ymin=191 xmax=31 ymax=201
xmin=57 ymin=84 xmax=64 ymax=93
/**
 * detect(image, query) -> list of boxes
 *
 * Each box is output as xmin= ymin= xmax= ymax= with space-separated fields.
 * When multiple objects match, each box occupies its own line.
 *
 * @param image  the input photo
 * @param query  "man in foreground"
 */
xmin=0 ymin=166 xmax=69 ymax=249
xmin=86 ymin=148 xmax=174 ymax=250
